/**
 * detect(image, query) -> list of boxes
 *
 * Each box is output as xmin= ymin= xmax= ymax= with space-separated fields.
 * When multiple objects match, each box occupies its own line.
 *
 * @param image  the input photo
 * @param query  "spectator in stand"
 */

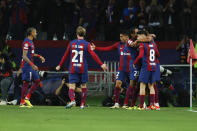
xmin=146 ymin=0 xmax=163 ymax=41
xmin=104 ymin=0 xmax=121 ymax=41
xmin=79 ymin=0 xmax=97 ymax=40
xmin=176 ymin=34 xmax=190 ymax=64
xmin=163 ymin=0 xmax=177 ymax=41
xmin=0 ymin=0 xmax=10 ymax=40
xmin=136 ymin=0 xmax=148 ymax=29
xmin=47 ymin=0 xmax=65 ymax=40
xmin=10 ymin=0 xmax=27 ymax=40
xmin=182 ymin=0 xmax=193 ymax=35
xmin=120 ymin=0 xmax=137 ymax=29
xmin=64 ymin=0 xmax=81 ymax=40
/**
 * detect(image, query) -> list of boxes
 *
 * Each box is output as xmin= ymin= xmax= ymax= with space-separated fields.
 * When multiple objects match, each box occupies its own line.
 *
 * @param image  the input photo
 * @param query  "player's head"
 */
xmin=137 ymin=30 xmax=147 ymax=40
xmin=130 ymin=27 xmax=139 ymax=39
xmin=120 ymin=30 xmax=130 ymax=43
xmin=76 ymin=26 xmax=86 ymax=38
xmin=26 ymin=27 xmax=37 ymax=39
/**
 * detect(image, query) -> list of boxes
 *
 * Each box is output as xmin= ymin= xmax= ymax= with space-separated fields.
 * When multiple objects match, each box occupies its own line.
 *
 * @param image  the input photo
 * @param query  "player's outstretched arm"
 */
xmin=88 ymin=44 xmax=107 ymax=71
xmin=56 ymin=44 xmax=70 ymax=71
xmin=94 ymin=42 xmax=119 ymax=51
xmin=23 ymin=49 xmax=38 ymax=70
xmin=133 ymin=43 xmax=144 ymax=67
xmin=34 ymin=54 xmax=45 ymax=63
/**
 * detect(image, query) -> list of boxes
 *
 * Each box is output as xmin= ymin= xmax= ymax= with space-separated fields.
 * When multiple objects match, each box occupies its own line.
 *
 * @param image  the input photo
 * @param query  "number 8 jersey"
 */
xmin=59 ymin=39 xmax=103 ymax=74
xmin=134 ymin=42 xmax=160 ymax=71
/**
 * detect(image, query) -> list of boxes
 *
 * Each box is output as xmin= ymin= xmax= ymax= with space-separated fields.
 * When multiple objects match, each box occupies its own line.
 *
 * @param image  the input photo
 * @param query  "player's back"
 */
xmin=21 ymin=38 xmax=34 ymax=70
xmin=69 ymin=39 xmax=89 ymax=74
xmin=141 ymin=42 xmax=157 ymax=71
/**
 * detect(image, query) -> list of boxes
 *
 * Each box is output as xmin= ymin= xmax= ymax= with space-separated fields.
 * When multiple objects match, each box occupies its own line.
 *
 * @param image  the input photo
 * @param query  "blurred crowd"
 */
xmin=0 ymin=0 xmax=197 ymax=41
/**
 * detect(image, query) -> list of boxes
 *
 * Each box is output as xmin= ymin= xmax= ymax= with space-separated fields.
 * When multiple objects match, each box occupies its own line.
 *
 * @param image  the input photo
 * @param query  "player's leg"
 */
xmin=110 ymin=71 xmax=123 ymax=108
xmin=138 ymin=68 xmax=149 ymax=110
xmin=20 ymin=81 xmax=29 ymax=107
xmin=20 ymin=70 xmax=30 ymax=107
xmin=154 ymin=64 xmax=161 ymax=110
xmin=154 ymin=82 xmax=160 ymax=110
xmin=139 ymin=82 xmax=146 ymax=110
xmin=25 ymin=70 xmax=40 ymax=107
xmin=110 ymin=80 xmax=122 ymax=108
xmin=80 ymin=72 xmax=88 ymax=109
xmin=148 ymin=83 xmax=156 ymax=110
xmin=66 ymin=73 xmax=78 ymax=108
xmin=80 ymin=83 xmax=87 ymax=109
xmin=123 ymin=79 xmax=134 ymax=108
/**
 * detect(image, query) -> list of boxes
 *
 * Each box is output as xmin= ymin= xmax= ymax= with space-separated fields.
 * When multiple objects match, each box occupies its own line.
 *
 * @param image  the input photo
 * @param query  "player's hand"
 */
xmin=56 ymin=65 xmax=61 ymax=71
xmin=133 ymin=64 xmax=136 ymax=69
xmin=32 ymin=64 xmax=38 ymax=71
xmin=91 ymin=43 xmax=96 ymax=51
xmin=101 ymin=64 xmax=108 ymax=71
xmin=40 ymin=56 xmax=45 ymax=63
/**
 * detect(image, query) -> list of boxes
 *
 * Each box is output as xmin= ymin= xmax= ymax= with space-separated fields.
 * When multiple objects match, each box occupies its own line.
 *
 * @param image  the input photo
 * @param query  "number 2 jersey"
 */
xmin=59 ymin=39 xmax=103 ymax=74
xmin=133 ymin=42 xmax=160 ymax=71
xmin=21 ymin=38 xmax=35 ymax=70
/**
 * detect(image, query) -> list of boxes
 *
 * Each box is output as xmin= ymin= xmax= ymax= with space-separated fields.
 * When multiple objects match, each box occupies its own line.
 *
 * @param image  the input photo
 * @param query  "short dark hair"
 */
xmin=120 ymin=29 xmax=130 ymax=36
xmin=137 ymin=30 xmax=148 ymax=36
xmin=26 ymin=27 xmax=36 ymax=36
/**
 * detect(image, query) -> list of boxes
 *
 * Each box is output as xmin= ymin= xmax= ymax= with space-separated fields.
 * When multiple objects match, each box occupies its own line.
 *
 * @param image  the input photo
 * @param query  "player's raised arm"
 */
xmin=56 ymin=44 xmax=70 ymax=70
xmin=87 ymin=43 xmax=107 ymax=70
xmin=133 ymin=43 xmax=144 ymax=66
xmin=94 ymin=42 xmax=119 ymax=51
xmin=22 ymin=48 xmax=38 ymax=71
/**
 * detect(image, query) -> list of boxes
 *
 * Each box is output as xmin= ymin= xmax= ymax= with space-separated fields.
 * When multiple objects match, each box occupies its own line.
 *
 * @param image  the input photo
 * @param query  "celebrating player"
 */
xmin=20 ymin=27 xmax=45 ymax=108
xmin=93 ymin=30 xmax=135 ymax=109
xmin=56 ymin=26 xmax=107 ymax=109
xmin=133 ymin=31 xmax=160 ymax=110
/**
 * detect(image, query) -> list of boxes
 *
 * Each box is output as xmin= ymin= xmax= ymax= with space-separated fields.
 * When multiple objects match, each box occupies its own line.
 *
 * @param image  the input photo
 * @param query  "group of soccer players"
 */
xmin=20 ymin=26 xmax=160 ymax=110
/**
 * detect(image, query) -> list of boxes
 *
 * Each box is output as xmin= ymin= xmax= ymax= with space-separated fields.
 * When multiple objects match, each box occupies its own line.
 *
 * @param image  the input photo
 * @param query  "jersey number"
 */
xmin=149 ymin=49 xmax=155 ymax=62
xmin=72 ymin=50 xmax=83 ymax=63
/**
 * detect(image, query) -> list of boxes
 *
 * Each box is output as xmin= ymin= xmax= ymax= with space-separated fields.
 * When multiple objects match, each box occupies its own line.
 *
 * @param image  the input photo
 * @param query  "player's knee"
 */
xmin=115 ymin=80 xmax=122 ymax=87
xmin=81 ymin=83 xmax=86 ymax=88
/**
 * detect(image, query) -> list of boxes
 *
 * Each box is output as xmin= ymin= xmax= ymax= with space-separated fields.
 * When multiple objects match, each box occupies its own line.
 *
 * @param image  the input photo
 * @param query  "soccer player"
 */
xmin=123 ymin=28 xmax=139 ymax=109
xmin=93 ymin=30 xmax=132 ymax=109
xmin=133 ymin=31 xmax=160 ymax=110
xmin=20 ymin=27 xmax=45 ymax=107
xmin=56 ymin=26 xmax=107 ymax=109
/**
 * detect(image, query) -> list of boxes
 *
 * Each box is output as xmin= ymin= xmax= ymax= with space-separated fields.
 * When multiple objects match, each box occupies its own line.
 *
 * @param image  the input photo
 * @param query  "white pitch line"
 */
xmin=188 ymin=110 xmax=197 ymax=112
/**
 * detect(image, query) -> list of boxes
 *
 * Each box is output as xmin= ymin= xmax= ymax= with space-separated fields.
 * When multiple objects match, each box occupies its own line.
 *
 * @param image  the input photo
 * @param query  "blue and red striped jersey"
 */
xmin=96 ymin=42 xmax=131 ymax=72
xmin=134 ymin=42 xmax=160 ymax=71
xmin=21 ymin=38 xmax=34 ymax=69
xmin=59 ymin=39 xmax=103 ymax=74
xmin=127 ymin=39 xmax=138 ymax=63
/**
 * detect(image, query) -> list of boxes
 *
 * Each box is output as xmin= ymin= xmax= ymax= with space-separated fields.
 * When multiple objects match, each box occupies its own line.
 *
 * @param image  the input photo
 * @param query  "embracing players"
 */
xmin=133 ymin=30 xmax=160 ymax=110
xmin=93 ymin=30 xmax=139 ymax=109
xmin=56 ymin=26 xmax=107 ymax=109
xmin=20 ymin=27 xmax=45 ymax=107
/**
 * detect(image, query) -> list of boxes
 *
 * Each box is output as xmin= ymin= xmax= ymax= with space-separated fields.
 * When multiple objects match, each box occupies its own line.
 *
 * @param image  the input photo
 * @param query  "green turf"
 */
xmin=0 ymin=105 xmax=197 ymax=131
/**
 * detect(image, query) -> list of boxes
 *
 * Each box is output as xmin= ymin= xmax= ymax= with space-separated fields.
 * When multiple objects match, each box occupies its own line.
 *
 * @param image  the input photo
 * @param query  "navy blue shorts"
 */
xmin=69 ymin=72 xmax=88 ymax=84
xmin=130 ymin=65 xmax=139 ymax=80
xmin=116 ymin=71 xmax=129 ymax=81
xmin=22 ymin=69 xmax=40 ymax=82
xmin=138 ymin=68 xmax=156 ymax=84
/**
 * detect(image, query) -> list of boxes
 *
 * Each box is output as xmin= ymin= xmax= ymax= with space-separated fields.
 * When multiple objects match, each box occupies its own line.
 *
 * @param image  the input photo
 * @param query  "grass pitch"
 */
xmin=0 ymin=98 xmax=197 ymax=131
